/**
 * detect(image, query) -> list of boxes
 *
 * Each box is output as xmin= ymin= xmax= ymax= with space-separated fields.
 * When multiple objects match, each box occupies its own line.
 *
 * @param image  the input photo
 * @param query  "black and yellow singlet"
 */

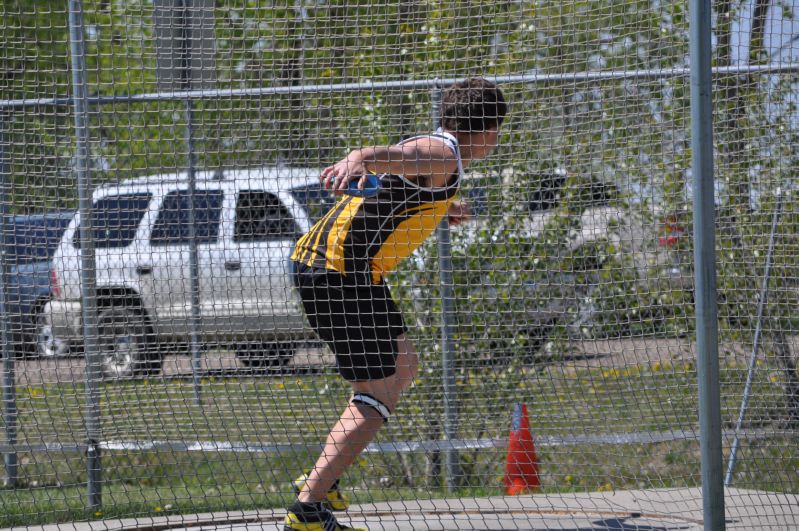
xmin=291 ymin=131 xmax=463 ymax=285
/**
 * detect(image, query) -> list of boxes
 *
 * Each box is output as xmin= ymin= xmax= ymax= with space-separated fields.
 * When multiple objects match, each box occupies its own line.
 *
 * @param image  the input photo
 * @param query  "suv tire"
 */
xmin=97 ymin=306 xmax=161 ymax=378
xmin=35 ymin=311 xmax=71 ymax=358
xmin=236 ymin=342 xmax=295 ymax=373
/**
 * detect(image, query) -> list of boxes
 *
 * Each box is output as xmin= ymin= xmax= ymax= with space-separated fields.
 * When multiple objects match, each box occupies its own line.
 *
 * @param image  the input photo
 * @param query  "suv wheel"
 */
xmin=97 ymin=306 xmax=161 ymax=378
xmin=236 ymin=342 xmax=295 ymax=372
xmin=36 ymin=312 xmax=70 ymax=358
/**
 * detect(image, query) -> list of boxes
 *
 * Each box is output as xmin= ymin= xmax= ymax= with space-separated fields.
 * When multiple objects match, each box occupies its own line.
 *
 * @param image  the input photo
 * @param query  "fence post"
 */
xmin=432 ymin=83 xmax=460 ymax=491
xmin=185 ymin=99 xmax=204 ymax=406
xmin=689 ymin=0 xmax=725 ymax=528
xmin=68 ymin=0 xmax=103 ymax=509
xmin=0 ymin=111 xmax=18 ymax=488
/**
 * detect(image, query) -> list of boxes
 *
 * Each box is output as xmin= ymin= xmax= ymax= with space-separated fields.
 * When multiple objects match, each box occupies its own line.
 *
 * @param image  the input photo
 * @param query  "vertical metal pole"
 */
xmin=69 ymin=0 xmax=102 ymax=508
xmin=689 ymin=0 xmax=725 ymax=528
xmin=432 ymin=84 xmax=460 ymax=491
xmin=0 ymin=112 xmax=18 ymax=488
xmin=725 ymin=191 xmax=783 ymax=486
xmin=179 ymin=0 xmax=203 ymax=406
xmin=185 ymin=100 xmax=203 ymax=406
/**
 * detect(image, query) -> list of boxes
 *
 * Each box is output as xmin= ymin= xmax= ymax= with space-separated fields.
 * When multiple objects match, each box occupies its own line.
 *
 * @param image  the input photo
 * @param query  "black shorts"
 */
xmin=292 ymin=263 xmax=408 ymax=381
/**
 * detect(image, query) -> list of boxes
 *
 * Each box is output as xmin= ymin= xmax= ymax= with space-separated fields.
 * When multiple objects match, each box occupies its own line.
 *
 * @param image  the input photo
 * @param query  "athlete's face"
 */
xmin=470 ymin=128 xmax=499 ymax=159
xmin=483 ymin=128 xmax=500 ymax=154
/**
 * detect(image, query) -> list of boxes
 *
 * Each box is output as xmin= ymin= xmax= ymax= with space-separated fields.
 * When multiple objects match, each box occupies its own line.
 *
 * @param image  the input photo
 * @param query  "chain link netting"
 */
xmin=1 ymin=0 xmax=798 ymax=529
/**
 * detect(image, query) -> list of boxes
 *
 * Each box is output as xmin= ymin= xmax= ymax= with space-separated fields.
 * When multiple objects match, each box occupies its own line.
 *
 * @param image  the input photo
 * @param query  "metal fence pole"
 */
xmin=175 ymin=0 xmax=205 ymax=406
xmin=185 ymin=100 xmax=203 ymax=406
xmin=689 ymin=0 xmax=725 ymax=528
xmin=432 ymin=84 xmax=460 ymax=491
xmin=0 ymin=111 xmax=18 ymax=488
xmin=68 ymin=0 xmax=103 ymax=508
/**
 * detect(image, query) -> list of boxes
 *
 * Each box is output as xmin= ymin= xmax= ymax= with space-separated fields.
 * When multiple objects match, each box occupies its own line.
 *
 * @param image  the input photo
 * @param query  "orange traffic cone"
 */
xmin=503 ymin=403 xmax=540 ymax=495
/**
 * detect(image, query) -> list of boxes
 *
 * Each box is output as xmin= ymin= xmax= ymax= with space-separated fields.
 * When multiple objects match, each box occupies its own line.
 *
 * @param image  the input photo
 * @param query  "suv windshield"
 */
xmin=73 ymin=193 xmax=152 ymax=249
xmin=2 ymin=213 xmax=73 ymax=264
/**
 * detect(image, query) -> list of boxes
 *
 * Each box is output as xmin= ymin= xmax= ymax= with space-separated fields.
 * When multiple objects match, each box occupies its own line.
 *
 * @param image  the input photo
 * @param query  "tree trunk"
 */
xmin=713 ymin=1 xmax=799 ymax=425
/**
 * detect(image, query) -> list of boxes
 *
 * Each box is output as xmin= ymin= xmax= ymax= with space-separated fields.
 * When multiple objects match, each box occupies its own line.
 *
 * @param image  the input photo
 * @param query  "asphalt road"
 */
xmin=11 ymin=346 xmax=334 ymax=386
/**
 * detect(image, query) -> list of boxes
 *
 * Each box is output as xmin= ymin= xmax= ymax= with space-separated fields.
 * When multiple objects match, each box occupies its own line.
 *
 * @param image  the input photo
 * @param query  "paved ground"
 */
xmin=13 ymin=347 xmax=334 ymax=386
xmin=19 ymin=335 xmax=798 ymax=386
xmin=15 ymin=488 xmax=799 ymax=531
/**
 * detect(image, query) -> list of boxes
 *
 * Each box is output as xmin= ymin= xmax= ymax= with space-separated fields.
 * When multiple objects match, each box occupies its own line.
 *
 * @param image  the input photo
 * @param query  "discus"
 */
xmin=344 ymin=174 xmax=381 ymax=197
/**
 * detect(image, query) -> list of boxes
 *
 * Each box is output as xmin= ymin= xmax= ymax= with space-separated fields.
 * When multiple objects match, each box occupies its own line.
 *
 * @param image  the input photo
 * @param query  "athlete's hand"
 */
xmin=320 ymin=151 xmax=369 ymax=194
xmin=447 ymin=200 xmax=472 ymax=226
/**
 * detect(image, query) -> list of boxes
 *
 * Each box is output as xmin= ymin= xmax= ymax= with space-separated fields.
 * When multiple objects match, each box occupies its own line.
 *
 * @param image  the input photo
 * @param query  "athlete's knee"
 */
xmin=351 ymin=377 xmax=402 ymax=413
xmin=350 ymin=392 xmax=392 ymax=423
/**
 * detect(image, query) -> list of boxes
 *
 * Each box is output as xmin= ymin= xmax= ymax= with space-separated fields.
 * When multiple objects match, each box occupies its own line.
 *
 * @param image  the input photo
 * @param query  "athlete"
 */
xmin=285 ymin=77 xmax=507 ymax=531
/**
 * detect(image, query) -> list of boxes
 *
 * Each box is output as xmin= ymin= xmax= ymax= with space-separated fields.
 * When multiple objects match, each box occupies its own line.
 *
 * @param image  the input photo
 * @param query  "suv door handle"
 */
xmin=225 ymin=261 xmax=242 ymax=271
xmin=136 ymin=265 xmax=153 ymax=275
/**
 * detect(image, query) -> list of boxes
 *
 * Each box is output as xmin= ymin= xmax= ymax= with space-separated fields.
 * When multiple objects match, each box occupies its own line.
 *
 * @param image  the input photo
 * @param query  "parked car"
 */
xmin=1 ymin=211 xmax=74 ymax=358
xmin=43 ymin=166 xmax=330 ymax=378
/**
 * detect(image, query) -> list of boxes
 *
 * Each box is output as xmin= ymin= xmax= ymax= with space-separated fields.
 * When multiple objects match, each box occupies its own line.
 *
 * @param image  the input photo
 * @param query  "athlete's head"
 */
xmin=441 ymin=78 xmax=507 ymax=133
xmin=441 ymin=78 xmax=507 ymax=160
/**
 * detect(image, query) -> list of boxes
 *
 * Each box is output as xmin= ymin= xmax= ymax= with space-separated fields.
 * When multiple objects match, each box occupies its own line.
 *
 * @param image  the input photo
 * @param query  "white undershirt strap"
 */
xmin=394 ymin=129 xmax=463 ymax=190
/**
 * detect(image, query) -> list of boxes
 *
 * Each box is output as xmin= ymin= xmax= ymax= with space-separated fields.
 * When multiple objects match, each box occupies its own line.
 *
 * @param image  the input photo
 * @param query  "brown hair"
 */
xmin=440 ymin=77 xmax=507 ymax=133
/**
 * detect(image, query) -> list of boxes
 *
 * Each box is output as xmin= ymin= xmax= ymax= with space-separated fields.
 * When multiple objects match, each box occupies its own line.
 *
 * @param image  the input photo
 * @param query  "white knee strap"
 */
xmin=351 ymin=393 xmax=391 ymax=422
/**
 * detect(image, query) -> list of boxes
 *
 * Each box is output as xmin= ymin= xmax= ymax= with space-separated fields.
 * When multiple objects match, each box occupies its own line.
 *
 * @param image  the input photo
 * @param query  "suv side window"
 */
xmin=150 ymin=189 xmax=224 ymax=246
xmin=73 ymin=193 xmax=152 ymax=249
xmin=234 ymin=190 xmax=299 ymax=242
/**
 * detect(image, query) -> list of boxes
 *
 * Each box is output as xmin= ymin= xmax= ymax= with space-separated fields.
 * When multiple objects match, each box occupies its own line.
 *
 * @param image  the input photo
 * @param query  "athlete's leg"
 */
xmin=297 ymin=334 xmax=418 ymax=503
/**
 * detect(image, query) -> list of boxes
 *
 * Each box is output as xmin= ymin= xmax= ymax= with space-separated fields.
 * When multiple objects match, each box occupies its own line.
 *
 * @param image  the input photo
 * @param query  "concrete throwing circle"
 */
xmin=40 ymin=489 xmax=799 ymax=530
xmin=169 ymin=510 xmax=701 ymax=531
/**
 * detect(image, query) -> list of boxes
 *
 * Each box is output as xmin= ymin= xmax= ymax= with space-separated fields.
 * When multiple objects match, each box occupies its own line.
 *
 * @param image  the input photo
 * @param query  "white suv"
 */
xmin=43 ymin=166 xmax=333 ymax=378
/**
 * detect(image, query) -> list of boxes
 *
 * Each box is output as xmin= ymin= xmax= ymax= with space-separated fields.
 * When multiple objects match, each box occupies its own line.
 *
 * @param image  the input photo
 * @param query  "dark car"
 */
xmin=1 ymin=211 xmax=74 ymax=358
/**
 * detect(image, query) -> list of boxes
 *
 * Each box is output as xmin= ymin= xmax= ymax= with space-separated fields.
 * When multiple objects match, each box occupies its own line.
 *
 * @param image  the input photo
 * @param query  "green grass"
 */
xmin=1 ymin=359 xmax=796 ymax=526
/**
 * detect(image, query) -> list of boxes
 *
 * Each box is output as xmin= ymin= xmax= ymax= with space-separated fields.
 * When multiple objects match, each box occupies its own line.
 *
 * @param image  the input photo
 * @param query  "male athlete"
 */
xmin=285 ymin=77 xmax=507 ymax=531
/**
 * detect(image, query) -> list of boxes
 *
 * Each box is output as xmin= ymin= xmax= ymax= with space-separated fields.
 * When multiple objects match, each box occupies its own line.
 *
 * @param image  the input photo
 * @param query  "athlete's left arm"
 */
xmin=321 ymin=137 xmax=458 ymax=193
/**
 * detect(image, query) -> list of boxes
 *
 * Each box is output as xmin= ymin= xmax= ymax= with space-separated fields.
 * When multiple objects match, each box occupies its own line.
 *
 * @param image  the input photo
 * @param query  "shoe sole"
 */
xmin=283 ymin=513 xmax=365 ymax=531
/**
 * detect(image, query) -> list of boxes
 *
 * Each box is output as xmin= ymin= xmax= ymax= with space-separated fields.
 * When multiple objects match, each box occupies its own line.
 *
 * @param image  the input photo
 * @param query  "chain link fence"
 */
xmin=1 ymin=0 xmax=798 ymax=529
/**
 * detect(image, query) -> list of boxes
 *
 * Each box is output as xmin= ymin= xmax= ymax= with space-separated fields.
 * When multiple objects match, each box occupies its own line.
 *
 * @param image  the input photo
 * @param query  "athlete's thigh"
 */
xmin=393 ymin=333 xmax=418 ymax=384
xmin=350 ymin=333 xmax=418 ymax=410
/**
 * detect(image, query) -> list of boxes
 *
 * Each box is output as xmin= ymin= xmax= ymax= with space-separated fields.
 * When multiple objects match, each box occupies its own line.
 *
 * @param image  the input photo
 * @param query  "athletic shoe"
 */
xmin=292 ymin=472 xmax=350 ymax=511
xmin=283 ymin=501 xmax=365 ymax=531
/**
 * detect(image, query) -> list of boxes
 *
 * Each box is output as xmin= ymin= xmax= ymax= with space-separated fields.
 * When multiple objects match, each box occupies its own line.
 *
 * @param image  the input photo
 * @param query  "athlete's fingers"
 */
xmin=320 ymin=167 xmax=338 ymax=189
xmin=335 ymin=173 xmax=351 ymax=192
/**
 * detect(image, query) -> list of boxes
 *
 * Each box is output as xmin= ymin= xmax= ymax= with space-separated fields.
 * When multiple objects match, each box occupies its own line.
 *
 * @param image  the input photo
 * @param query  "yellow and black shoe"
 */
xmin=292 ymin=472 xmax=350 ymax=511
xmin=283 ymin=501 xmax=365 ymax=531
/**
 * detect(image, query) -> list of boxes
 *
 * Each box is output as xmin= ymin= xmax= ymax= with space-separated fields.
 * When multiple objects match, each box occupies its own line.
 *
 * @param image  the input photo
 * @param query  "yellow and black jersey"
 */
xmin=291 ymin=131 xmax=463 ymax=285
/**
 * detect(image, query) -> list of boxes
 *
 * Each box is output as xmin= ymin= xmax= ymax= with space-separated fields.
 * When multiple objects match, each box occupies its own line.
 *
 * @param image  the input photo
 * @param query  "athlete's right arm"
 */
xmin=321 ymin=138 xmax=458 ymax=193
